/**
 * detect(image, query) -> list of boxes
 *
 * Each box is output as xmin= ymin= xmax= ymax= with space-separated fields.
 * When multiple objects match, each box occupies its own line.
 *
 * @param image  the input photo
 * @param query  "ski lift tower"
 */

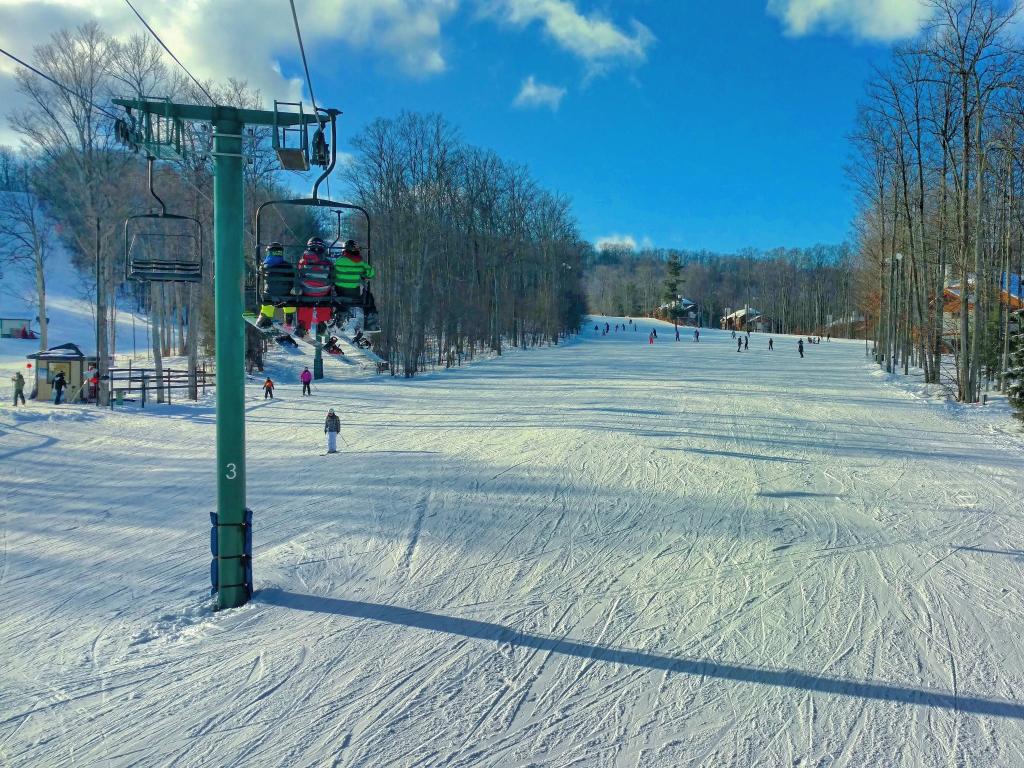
xmin=113 ymin=97 xmax=321 ymax=610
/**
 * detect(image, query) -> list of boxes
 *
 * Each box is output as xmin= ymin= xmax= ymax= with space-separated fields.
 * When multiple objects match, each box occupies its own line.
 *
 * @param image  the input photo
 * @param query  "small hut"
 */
xmin=26 ymin=343 xmax=86 ymax=402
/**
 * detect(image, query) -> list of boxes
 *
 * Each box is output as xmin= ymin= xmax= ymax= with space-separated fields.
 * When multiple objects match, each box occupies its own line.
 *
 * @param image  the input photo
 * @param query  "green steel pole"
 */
xmin=313 ymin=337 xmax=324 ymax=380
xmin=213 ymin=116 xmax=249 ymax=609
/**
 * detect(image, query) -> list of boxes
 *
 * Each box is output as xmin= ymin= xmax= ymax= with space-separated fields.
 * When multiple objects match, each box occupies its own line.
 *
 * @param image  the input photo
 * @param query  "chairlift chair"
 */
xmin=273 ymin=100 xmax=315 ymax=172
xmin=124 ymin=156 xmax=204 ymax=283
xmin=254 ymin=108 xmax=373 ymax=314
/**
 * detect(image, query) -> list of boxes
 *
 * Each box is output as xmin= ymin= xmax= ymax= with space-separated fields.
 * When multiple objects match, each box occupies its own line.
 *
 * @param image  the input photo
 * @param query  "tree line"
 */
xmin=848 ymin=0 xmax=1024 ymax=402
xmin=345 ymin=112 xmax=587 ymax=376
xmin=585 ymin=243 xmax=857 ymax=336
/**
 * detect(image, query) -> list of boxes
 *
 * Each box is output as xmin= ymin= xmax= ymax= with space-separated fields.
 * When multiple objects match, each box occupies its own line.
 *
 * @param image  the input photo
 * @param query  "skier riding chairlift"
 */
xmin=331 ymin=239 xmax=379 ymax=334
xmin=294 ymin=237 xmax=334 ymax=337
xmin=257 ymin=242 xmax=297 ymax=328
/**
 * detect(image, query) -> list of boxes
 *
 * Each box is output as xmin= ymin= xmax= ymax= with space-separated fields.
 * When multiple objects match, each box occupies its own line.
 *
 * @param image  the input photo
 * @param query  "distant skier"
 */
xmin=731 ymin=329 xmax=736 ymax=339
xmin=675 ymin=327 xmax=680 ymax=341
xmin=52 ymin=371 xmax=66 ymax=405
xmin=84 ymin=365 xmax=97 ymax=402
xmin=605 ymin=323 xmax=610 ymax=334
xmin=300 ymin=367 xmax=313 ymax=396
xmin=262 ymin=377 xmax=275 ymax=399
xmin=768 ymin=337 xmax=774 ymax=351
xmin=12 ymin=370 xmax=26 ymax=406
xmin=744 ymin=336 xmax=749 ymax=351
xmin=648 ymin=331 xmax=655 ymax=344
xmin=693 ymin=328 xmax=700 ymax=342
xmin=652 ymin=328 xmax=658 ymax=339
xmin=827 ymin=333 xmax=831 ymax=342
xmin=798 ymin=339 xmax=804 ymax=358
xmin=737 ymin=337 xmax=742 ymax=352
xmin=324 ymin=408 xmax=341 ymax=454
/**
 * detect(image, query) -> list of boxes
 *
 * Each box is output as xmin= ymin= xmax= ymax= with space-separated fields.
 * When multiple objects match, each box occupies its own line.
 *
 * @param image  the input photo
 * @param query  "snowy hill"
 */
xmin=0 ymin=231 xmax=153 ymax=392
xmin=2 ymin=318 xmax=1024 ymax=766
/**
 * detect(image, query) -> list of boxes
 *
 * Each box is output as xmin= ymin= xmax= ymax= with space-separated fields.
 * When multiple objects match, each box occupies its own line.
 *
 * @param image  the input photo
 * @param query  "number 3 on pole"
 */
xmin=225 ymin=462 xmax=237 ymax=480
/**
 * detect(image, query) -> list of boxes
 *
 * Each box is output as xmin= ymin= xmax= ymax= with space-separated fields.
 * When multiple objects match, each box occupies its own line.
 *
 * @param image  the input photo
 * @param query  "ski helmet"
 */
xmin=343 ymin=239 xmax=359 ymax=252
xmin=306 ymin=237 xmax=327 ymax=255
xmin=266 ymin=241 xmax=284 ymax=256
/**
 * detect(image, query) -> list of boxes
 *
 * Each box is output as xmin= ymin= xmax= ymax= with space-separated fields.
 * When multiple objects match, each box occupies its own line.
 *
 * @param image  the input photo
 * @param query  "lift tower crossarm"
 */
xmin=112 ymin=98 xmax=321 ymax=129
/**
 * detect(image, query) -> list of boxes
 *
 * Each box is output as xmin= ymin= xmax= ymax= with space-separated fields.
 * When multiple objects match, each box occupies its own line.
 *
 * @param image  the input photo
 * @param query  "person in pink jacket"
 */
xmin=300 ymin=366 xmax=313 ymax=397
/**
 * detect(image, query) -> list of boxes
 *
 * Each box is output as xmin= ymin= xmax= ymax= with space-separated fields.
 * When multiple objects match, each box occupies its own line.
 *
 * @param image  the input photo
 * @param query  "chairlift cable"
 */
xmin=122 ymin=0 xmax=217 ymax=106
xmin=288 ymin=0 xmax=320 ymax=117
xmin=0 ymin=46 xmax=123 ymax=122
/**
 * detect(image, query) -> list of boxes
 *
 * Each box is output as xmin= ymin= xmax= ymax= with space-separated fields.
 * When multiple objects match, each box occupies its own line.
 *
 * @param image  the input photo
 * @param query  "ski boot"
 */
xmin=352 ymin=330 xmax=372 ymax=349
xmin=257 ymin=315 xmax=274 ymax=329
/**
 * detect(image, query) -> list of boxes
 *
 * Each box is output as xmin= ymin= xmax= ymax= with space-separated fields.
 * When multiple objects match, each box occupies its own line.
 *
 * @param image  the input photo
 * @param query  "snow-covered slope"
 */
xmin=2 ymin=319 xmax=1023 ymax=766
xmin=1 ymin=235 xmax=153 ymax=388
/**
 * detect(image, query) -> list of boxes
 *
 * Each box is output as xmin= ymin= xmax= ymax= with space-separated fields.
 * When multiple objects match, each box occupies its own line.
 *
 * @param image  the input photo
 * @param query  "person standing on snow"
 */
xmin=694 ymin=328 xmax=700 ymax=342
xmin=737 ymin=337 xmax=742 ymax=352
xmin=52 ymin=371 xmax=66 ymax=404
xmin=648 ymin=331 xmax=655 ymax=344
xmin=675 ymin=327 xmax=680 ymax=341
xmin=744 ymin=336 xmax=749 ymax=351
xmin=263 ymin=377 xmax=275 ymax=399
xmin=12 ymin=370 xmax=26 ymax=406
xmin=300 ymin=367 xmax=313 ymax=396
xmin=768 ymin=337 xmax=774 ymax=351
xmin=324 ymin=408 xmax=341 ymax=453
xmin=798 ymin=339 xmax=804 ymax=358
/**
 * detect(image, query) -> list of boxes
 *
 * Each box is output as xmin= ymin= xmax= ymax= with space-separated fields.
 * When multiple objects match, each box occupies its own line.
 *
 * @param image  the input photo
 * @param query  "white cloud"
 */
xmin=0 ymin=0 xmax=457 ymax=132
xmin=766 ymin=0 xmax=932 ymax=41
xmin=595 ymin=233 xmax=654 ymax=251
xmin=596 ymin=234 xmax=636 ymax=251
xmin=513 ymin=75 xmax=565 ymax=110
xmin=486 ymin=0 xmax=654 ymax=67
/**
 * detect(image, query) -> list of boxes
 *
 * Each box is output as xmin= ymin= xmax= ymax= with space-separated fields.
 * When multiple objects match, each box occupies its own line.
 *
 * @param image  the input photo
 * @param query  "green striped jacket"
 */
xmin=333 ymin=253 xmax=375 ymax=289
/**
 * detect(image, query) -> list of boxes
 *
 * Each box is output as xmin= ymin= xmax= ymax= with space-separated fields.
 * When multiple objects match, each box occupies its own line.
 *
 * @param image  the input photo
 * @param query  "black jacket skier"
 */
xmin=52 ymin=371 xmax=67 ymax=404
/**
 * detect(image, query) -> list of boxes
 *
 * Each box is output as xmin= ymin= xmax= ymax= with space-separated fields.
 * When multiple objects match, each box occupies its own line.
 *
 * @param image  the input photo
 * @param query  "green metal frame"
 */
xmin=114 ymin=97 xmax=320 ymax=609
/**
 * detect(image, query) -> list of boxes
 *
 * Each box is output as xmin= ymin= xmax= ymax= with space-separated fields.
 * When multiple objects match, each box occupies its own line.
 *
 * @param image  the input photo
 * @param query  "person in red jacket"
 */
xmin=300 ymin=366 xmax=313 ymax=396
xmin=262 ymin=377 xmax=275 ymax=399
xmin=295 ymin=237 xmax=334 ymax=337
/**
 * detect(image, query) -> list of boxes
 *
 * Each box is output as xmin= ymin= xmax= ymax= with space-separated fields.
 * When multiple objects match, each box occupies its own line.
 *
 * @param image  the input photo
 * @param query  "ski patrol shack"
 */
xmin=26 ymin=343 xmax=86 ymax=402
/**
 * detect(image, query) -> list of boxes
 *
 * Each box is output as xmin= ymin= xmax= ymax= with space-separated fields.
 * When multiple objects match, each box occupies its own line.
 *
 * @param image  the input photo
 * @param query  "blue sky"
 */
xmin=283 ymin=1 xmax=898 ymax=252
xmin=1 ymin=0 xmax=932 ymax=252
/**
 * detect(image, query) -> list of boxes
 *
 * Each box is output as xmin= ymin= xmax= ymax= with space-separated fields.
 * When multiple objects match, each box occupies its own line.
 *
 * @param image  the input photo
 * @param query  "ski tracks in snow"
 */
xmin=3 ymin=323 xmax=1024 ymax=765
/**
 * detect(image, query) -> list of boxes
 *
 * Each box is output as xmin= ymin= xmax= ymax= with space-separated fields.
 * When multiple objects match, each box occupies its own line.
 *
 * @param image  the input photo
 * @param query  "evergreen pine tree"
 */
xmin=1007 ymin=310 xmax=1024 ymax=421
xmin=663 ymin=254 xmax=684 ymax=322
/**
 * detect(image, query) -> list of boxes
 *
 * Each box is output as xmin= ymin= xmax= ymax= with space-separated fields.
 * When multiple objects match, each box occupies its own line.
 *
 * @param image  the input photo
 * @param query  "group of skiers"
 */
xmin=596 ymin=318 xmax=641 ymax=336
xmin=257 ymin=237 xmax=378 ymax=338
xmin=592 ymin=319 xmax=824 ymax=359
xmin=261 ymin=366 xmax=315 ymax=400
